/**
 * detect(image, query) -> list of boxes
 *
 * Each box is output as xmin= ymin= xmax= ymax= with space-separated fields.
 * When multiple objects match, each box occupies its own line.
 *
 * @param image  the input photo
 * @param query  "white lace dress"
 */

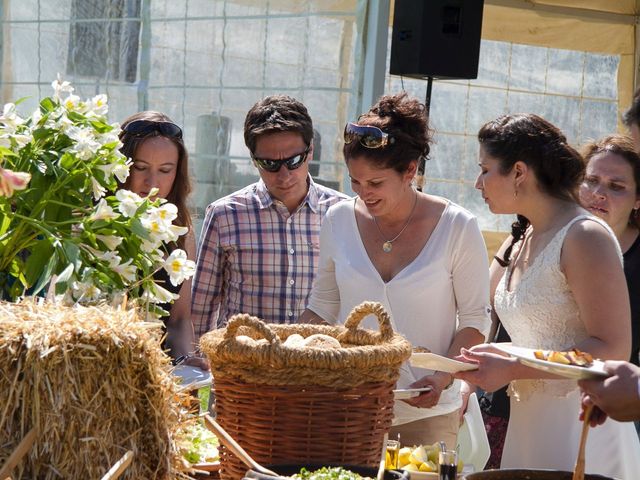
xmin=496 ymin=215 xmax=640 ymax=479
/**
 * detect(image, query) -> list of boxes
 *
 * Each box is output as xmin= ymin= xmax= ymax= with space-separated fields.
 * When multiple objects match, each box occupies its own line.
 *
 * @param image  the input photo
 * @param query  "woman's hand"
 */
xmin=402 ymin=372 xmax=452 ymax=408
xmin=579 ymin=393 xmax=608 ymax=427
xmin=458 ymin=381 xmax=476 ymax=424
xmin=454 ymin=344 xmax=517 ymax=392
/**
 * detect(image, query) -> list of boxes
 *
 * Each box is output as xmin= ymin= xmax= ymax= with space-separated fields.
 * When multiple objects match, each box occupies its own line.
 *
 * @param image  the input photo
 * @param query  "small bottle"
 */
xmin=438 ymin=450 xmax=458 ymax=480
xmin=386 ymin=439 xmax=400 ymax=469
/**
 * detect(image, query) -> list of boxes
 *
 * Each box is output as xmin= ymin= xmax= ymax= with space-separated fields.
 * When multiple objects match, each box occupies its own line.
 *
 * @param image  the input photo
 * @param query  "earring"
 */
xmin=513 ymin=184 xmax=518 ymax=199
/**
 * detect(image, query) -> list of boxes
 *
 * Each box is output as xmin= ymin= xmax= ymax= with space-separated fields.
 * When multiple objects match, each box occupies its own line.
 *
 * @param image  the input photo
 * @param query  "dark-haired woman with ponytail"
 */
xmin=299 ymin=92 xmax=491 ymax=448
xmin=455 ymin=114 xmax=640 ymax=477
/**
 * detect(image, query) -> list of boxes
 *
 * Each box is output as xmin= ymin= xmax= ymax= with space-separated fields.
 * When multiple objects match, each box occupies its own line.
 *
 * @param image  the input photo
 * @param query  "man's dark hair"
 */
xmin=244 ymin=95 xmax=313 ymax=153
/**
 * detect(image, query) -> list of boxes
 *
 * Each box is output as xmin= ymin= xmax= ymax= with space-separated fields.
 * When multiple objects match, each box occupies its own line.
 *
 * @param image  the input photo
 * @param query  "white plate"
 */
xmin=491 ymin=343 xmax=608 ymax=380
xmin=457 ymin=392 xmax=490 ymax=472
xmin=393 ymin=387 xmax=433 ymax=400
xmin=172 ymin=365 xmax=213 ymax=390
xmin=409 ymin=353 xmax=478 ymax=373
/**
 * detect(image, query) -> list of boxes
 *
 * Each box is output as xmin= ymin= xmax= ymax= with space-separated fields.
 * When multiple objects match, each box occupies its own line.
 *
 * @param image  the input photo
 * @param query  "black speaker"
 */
xmin=390 ymin=0 xmax=484 ymax=80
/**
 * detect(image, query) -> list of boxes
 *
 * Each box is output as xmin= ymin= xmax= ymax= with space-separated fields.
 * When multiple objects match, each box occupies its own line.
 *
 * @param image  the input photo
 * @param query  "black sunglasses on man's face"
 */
xmin=251 ymin=145 xmax=311 ymax=173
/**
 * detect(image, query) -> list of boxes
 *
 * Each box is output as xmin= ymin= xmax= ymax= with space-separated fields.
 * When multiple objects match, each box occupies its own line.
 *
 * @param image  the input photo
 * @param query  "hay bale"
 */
xmin=0 ymin=300 xmax=189 ymax=479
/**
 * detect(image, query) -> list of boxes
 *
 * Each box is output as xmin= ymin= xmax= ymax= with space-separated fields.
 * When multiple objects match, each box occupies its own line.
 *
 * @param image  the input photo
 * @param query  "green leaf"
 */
xmin=40 ymin=97 xmax=56 ymax=112
xmin=67 ymin=111 xmax=87 ymax=123
xmin=14 ymin=96 xmax=32 ymax=106
xmin=22 ymin=239 xmax=54 ymax=286
xmin=130 ymin=218 xmax=150 ymax=239
xmin=54 ymin=263 xmax=75 ymax=295
xmin=31 ymin=252 xmax=58 ymax=296
xmin=0 ymin=146 xmax=17 ymax=158
xmin=89 ymin=119 xmax=112 ymax=134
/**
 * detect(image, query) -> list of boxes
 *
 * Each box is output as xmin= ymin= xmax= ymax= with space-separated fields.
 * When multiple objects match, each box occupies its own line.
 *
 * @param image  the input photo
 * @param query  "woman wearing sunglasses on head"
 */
xmin=119 ymin=111 xmax=209 ymax=370
xmin=298 ymin=92 xmax=491 ymax=448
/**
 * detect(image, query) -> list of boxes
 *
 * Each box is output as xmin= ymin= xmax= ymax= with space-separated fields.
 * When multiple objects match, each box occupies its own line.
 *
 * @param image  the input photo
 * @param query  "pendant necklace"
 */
xmin=372 ymin=190 xmax=418 ymax=253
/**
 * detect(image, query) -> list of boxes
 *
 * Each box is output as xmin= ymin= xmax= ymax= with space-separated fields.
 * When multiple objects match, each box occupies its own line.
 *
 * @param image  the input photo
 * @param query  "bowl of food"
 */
xmin=244 ymin=464 xmax=410 ymax=480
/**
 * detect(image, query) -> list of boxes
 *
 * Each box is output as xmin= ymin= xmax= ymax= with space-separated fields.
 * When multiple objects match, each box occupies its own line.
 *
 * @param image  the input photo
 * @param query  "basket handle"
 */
xmin=342 ymin=301 xmax=394 ymax=342
xmin=223 ymin=313 xmax=282 ymax=347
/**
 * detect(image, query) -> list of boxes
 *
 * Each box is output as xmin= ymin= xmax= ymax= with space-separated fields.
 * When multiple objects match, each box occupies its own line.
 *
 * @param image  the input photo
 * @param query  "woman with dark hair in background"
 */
xmin=456 ymin=114 xmax=639 ymax=477
xmin=579 ymin=134 xmax=640 ymax=436
xmin=120 ymin=111 xmax=208 ymax=370
xmin=299 ymin=92 xmax=491 ymax=448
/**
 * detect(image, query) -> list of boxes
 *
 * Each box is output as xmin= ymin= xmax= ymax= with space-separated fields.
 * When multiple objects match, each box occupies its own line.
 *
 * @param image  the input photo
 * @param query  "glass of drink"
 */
xmin=385 ymin=439 xmax=400 ymax=469
xmin=438 ymin=449 xmax=458 ymax=480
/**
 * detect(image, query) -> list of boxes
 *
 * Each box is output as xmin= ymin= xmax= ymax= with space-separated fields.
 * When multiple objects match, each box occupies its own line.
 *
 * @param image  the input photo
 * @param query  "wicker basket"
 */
xmin=200 ymin=302 xmax=412 ymax=480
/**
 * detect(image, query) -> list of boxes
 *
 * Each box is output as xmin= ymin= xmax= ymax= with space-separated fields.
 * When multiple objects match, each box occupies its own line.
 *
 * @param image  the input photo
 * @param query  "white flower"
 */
xmin=97 ymin=129 xmax=121 ymax=147
xmin=66 ymin=126 xmax=101 ymax=161
xmin=0 ymin=168 xmax=31 ymax=197
xmin=0 ymin=103 xmax=25 ymax=133
xmin=72 ymin=280 xmax=102 ymax=302
xmin=163 ymin=249 xmax=196 ymax=286
xmin=97 ymin=250 xmax=121 ymax=267
xmin=63 ymin=94 xmax=82 ymax=112
xmin=141 ymin=216 xmax=169 ymax=240
xmin=95 ymin=234 xmax=123 ymax=251
xmin=51 ymin=74 xmax=74 ymax=100
xmin=12 ymin=133 xmax=33 ymax=149
xmin=97 ymin=158 xmax=130 ymax=184
xmin=142 ymin=283 xmax=179 ymax=304
xmin=151 ymin=203 xmax=178 ymax=224
xmin=87 ymin=94 xmax=108 ymax=117
xmin=141 ymin=238 xmax=163 ymax=255
xmin=112 ymin=258 xmax=136 ymax=284
xmin=115 ymin=189 xmax=143 ymax=217
xmin=165 ymin=224 xmax=189 ymax=243
xmin=91 ymin=177 xmax=106 ymax=200
xmin=90 ymin=198 xmax=118 ymax=221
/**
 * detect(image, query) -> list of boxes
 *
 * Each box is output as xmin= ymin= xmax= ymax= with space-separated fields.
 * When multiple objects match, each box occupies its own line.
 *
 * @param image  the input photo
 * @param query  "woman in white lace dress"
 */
xmin=455 ymin=114 xmax=640 ymax=479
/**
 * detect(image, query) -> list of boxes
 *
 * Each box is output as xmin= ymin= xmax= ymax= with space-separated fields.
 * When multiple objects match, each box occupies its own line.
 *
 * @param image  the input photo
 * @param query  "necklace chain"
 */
xmin=372 ymin=190 xmax=418 ymax=253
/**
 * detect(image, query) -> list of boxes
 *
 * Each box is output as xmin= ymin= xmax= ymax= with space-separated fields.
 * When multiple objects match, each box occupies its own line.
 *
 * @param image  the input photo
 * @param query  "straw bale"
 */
xmin=0 ymin=300 xmax=190 ymax=479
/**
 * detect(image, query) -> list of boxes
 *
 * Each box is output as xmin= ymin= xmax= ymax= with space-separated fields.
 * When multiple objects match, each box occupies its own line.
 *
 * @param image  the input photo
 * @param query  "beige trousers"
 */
xmin=388 ymin=409 xmax=460 ymax=449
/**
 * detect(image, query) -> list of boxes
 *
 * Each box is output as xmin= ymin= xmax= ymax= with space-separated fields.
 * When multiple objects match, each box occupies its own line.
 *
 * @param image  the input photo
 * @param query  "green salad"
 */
xmin=178 ymin=422 xmax=219 ymax=464
xmin=292 ymin=467 xmax=373 ymax=480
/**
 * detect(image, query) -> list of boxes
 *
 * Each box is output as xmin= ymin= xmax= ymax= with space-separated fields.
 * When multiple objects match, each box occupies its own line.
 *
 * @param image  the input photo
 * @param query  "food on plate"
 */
xmin=412 ymin=346 xmax=431 ymax=353
xmin=177 ymin=421 xmax=220 ymax=465
xmin=292 ymin=466 xmax=372 ymax=480
xmin=393 ymin=444 xmax=463 ymax=473
xmin=533 ymin=348 xmax=594 ymax=367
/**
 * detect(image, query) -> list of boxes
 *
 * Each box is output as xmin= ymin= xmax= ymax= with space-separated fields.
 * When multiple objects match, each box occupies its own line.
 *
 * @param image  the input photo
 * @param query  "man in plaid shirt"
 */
xmin=191 ymin=95 xmax=348 ymax=338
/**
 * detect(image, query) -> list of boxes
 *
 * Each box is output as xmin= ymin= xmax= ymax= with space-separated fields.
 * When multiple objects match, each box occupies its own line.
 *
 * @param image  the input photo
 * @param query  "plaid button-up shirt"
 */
xmin=191 ymin=177 xmax=348 ymax=338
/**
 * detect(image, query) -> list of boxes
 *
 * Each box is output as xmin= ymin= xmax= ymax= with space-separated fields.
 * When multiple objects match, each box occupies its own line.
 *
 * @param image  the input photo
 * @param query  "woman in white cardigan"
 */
xmin=298 ymin=92 xmax=491 ymax=448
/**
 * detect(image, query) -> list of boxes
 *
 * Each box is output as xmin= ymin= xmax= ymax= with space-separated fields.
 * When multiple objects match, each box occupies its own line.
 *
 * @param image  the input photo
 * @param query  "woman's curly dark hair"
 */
xmin=343 ymin=92 xmax=432 ymax=173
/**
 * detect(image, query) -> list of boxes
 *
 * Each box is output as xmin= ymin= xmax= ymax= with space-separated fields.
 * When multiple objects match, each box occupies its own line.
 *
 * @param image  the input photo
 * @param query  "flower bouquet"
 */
xmin=0 ymin=77 xmax=194 ymax=316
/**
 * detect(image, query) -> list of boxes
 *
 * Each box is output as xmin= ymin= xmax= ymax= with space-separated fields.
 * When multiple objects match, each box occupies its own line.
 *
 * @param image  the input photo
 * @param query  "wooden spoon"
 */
xmin=204 ymin=415 xmax=279 ymax=477
xmin=101 ymin=451 xmax=133 ymax=480
xmin=376 ymin=433 xmax=389 ymax=480
xmin=0 ymin=428 xmax=36 ymax=479
xmin=573 ymin=404 xmax=594 ymax=480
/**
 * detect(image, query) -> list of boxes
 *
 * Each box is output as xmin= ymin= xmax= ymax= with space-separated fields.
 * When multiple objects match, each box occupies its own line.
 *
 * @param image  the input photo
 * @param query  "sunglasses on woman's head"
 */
xmin=344 ymin=122 xmax=395 ymax=148
xmin=122 ymin=120 xmax=183 ymax=139
xmin=251 ymin=145 xmax=311 ymax=173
